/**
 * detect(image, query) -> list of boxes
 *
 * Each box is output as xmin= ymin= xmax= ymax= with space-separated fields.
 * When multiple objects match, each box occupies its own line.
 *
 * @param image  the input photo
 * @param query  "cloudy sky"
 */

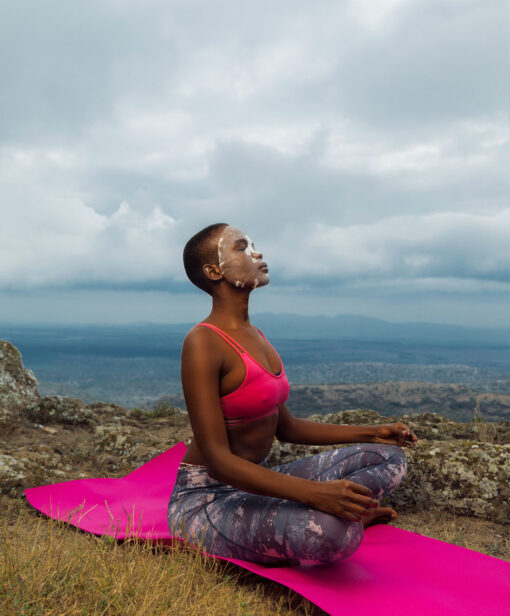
xmin=1 ymin=0 xmax=508 ymax=327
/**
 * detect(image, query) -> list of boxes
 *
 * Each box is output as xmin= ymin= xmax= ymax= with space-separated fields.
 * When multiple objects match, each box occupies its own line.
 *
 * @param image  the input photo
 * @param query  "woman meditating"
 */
xmin=168 ymin=223 xmax=418 ymax=566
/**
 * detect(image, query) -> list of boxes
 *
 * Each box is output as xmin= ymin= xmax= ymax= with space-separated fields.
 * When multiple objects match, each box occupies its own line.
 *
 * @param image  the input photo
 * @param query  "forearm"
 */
xmin=206 ymin=452 xmax=314 ymax=505
xmin=283 ymin=417 xmax=377 ymax=445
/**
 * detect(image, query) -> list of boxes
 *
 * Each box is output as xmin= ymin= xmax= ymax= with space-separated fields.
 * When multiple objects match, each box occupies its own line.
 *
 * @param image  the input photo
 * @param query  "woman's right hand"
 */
xmin=305 ymin=479 xmax=378 ymax=521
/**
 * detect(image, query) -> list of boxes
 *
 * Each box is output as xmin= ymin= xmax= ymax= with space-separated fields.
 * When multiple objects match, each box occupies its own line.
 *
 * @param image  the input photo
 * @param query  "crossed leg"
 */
xmin=169 ymin=443 xmax=407 ymax=565
xmin=271 ymin=443 xmax=407 ymax=528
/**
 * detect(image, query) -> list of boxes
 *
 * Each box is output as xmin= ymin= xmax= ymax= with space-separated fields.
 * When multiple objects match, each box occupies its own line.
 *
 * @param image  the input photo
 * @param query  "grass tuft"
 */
xmin=472 ymin=397 xmax=498 ymax=444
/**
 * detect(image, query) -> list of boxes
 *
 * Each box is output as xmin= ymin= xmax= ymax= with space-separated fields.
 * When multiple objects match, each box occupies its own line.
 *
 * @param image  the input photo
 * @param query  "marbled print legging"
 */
xmin=167 ymin=443 xmax=407 ymax=566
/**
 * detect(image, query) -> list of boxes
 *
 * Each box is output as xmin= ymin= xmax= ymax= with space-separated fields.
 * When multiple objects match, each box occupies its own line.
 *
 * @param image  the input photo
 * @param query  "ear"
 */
xmin=203 ymin=263 xmax=223 ymax=281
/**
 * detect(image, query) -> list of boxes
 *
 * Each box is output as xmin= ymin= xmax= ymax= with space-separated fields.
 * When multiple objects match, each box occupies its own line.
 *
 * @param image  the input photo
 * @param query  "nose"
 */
xmin=252 ymin=248 xmax=263 ymax=260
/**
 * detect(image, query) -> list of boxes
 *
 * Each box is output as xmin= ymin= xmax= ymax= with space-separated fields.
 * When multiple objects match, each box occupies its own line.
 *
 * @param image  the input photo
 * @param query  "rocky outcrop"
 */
xmin=387 ymin=440 xmax=510 ymax=524
xmin=0 ymin=341 xmax=38 ymax=411
xmin=0 ymin=398 xmax=192 ymax=495
xmin=0 ymin=445 xmax=71 ymax=495
xmin=306 ymin=410 xmax=510 ymax=444
xmin=0 ymin=408 xmax=16 ymax=433
xmin=93 ymin=425 xmax=143 ymax=456
xmin=0 ymin=454 xmax=29 ymax=492
xmin=20 ymin=396 xmax=95 ymax=426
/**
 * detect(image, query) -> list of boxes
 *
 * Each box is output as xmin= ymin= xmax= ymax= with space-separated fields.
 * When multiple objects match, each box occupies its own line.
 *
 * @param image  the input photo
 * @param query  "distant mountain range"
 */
xmin=254 ymin=313 xmax=510 ymax=344
xmin=135 ymin=313 xmax=509 ymax=345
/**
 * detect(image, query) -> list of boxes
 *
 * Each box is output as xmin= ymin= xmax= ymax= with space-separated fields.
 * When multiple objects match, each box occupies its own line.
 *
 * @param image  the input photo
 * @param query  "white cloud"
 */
xmin=347 ymin=0 xmax=408 ymax=30
xmin=274 ymin=210 xmax=510 ymax=285
xmin=0 ymin=185 xmax=179 ymax=288
xmin=0 ymin=0 xmax=507 ymax=324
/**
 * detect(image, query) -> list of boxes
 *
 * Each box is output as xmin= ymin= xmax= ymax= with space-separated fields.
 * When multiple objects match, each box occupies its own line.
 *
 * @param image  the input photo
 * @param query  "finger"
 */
xmin=348 ymin=502 xmax=372 ymax=517
xmin=349 ymin=493 xmax=378 ymax=508
xmin=338 ymin=511 xmax=361 ymax=522
xmin=347 ymin=481 xmax=373 ymax=497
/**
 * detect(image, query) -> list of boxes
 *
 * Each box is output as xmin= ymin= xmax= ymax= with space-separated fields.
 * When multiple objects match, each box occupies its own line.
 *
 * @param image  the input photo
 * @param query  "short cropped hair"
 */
xmin=183 ymin=223 xmax=228 ymax=294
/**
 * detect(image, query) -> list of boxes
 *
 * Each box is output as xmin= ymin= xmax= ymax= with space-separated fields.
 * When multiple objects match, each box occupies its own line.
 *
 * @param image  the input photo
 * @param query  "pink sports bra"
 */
xmin=196 ymin=322 xmax=290 ymax=426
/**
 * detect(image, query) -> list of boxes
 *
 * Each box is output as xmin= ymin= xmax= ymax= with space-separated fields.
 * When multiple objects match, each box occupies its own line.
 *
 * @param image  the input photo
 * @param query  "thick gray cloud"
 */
xmin=0 ymin=0 xmax=508 ymax=325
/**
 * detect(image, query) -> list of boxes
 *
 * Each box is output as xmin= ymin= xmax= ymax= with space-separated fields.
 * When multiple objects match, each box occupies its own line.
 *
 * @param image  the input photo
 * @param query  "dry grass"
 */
xmin=2 ymin=498 xmax=508 ymax=615
xmin=0 ymin=501 xmax=323 ymax=616
xmin=473 ymin=397 xmax=499 ymax=444
xmin=392 ymin=509 xmax=510 ymax=561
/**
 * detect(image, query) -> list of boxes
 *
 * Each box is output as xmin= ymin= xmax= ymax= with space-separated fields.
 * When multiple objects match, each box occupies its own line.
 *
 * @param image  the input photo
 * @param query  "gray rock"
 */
xmin=0 ymin=448 xmax=67 ymax=496
xmin=87 ymin=402 xmax=129 ymax=416
xmin=387 ymin=440 xmax=510 ymax=524
xmin=307 ymin=409 xmax=510 ymax=444
xmin=0 ymin=407 xmax=16 ymax=432
xmin=265 ymin=441 xmax=335 ymax=468
xmin=0 ymin=340 xmax=39 ymax=410
xmin=20 ymin=396 xmax=94 ymax=426
xmin=400 ymin=412 xmax=510 ymax=444
xmin=93 ymin=425 xmax=143 ymax=456
xmin=0 ymin=453 xmax=28 ymax=492
xmin=307 ymin=409 xmax=391 ymax=426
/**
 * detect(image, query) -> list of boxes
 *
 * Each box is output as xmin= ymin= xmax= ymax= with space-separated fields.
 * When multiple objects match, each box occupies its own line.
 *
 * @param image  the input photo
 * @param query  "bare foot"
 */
xmin=362 ymin=505 xmax=398 ymax=528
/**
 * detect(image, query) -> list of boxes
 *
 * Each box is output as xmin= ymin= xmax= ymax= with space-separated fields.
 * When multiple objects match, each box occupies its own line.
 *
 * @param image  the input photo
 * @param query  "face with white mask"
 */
xmin=217 ymin=226 xmax=269 ymax=289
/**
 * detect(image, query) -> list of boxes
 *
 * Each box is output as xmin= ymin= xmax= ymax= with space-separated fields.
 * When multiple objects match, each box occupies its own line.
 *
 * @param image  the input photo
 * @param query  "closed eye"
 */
xmin=234 ymin=239 xmax=248 ymax=250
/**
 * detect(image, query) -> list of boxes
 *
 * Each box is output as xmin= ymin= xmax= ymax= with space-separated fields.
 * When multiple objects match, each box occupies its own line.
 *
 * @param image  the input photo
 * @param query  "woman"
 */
xmin=168 ymin=223 xmax=418 ymax=566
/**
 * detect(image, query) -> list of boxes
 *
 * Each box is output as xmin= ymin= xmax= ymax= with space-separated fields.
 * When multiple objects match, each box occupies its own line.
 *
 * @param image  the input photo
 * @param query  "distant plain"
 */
xmin=2 ymin=315 xmax=508 ymax=421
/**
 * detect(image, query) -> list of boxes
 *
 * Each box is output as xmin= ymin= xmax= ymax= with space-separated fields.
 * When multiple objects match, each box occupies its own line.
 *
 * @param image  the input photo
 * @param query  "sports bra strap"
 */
xmin=196 ymin=323 xmax=246 ymax=356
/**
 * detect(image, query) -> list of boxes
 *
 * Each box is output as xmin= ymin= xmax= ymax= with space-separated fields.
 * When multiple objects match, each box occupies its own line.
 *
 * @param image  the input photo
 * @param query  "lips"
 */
xmin=258 ymin=262 xmax=269 ymax=272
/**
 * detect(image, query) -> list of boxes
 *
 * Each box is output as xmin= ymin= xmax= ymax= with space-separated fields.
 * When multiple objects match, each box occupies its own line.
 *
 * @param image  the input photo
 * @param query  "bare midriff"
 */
xmin=181 ymin=411 xmax=279 ymax=467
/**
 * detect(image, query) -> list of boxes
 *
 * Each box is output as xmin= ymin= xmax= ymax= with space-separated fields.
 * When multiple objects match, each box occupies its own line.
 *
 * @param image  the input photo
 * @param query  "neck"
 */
xmin=208 ymin=289 xmax=252 ymax=329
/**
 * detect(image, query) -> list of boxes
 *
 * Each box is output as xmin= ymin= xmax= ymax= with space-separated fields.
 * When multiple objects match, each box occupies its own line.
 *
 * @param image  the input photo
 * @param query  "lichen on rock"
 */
xmin=93 ymin=425 xmax=143 ymax=456
xmin=0 ymin=453 xmax=27 ymax=491
xmin=307 ymin=409 xmax=510 ymax=444
xmin=0 ymin=341 xmax=39 ymax=411
xmin=386 ymin=440 xmax=510 ymax=524
xmin=20 ymin=396 xmax=94 ymax=426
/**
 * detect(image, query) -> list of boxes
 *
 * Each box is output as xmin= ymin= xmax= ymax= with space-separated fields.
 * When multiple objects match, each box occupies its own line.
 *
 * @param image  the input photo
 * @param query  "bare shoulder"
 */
xmin=182 ymin=324 xmax=221 ymax=364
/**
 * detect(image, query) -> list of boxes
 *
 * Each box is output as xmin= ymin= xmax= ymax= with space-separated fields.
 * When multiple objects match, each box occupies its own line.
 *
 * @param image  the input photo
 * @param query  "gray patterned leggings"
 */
xmin=167 ymin=443 xmax=407 ymax=565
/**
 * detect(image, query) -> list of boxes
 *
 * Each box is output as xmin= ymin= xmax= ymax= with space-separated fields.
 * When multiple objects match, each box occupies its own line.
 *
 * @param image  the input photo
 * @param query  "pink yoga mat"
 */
xmin=25 ymin=443 xmax=510 ymax=616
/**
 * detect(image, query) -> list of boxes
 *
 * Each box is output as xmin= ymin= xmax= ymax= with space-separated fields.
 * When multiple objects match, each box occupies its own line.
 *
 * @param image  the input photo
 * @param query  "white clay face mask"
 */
xmin=217 ymin=225 xmax=269 ymax=289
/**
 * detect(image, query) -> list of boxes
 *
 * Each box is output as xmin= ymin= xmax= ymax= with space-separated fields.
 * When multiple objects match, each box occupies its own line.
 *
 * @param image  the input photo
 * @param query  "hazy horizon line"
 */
xmin=1 ymin=311 xmax=509 ymax=332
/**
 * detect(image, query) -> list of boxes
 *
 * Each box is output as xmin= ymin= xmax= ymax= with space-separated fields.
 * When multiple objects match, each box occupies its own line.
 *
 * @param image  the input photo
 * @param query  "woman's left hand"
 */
xmin=373 ymin=423 xmax=418 ymax=447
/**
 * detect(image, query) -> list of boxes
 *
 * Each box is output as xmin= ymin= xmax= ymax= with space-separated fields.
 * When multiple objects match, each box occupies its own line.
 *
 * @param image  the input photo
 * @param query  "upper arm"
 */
xmin=181 ymin=328 xmax=232 ymax=472
xmin=275 ymin=403 xmax=298 ymax=442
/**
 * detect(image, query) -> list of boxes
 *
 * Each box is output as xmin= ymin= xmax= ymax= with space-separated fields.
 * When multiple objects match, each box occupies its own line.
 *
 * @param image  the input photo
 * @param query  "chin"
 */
xmin=253 ymin=275 xmax=270 ymax=289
